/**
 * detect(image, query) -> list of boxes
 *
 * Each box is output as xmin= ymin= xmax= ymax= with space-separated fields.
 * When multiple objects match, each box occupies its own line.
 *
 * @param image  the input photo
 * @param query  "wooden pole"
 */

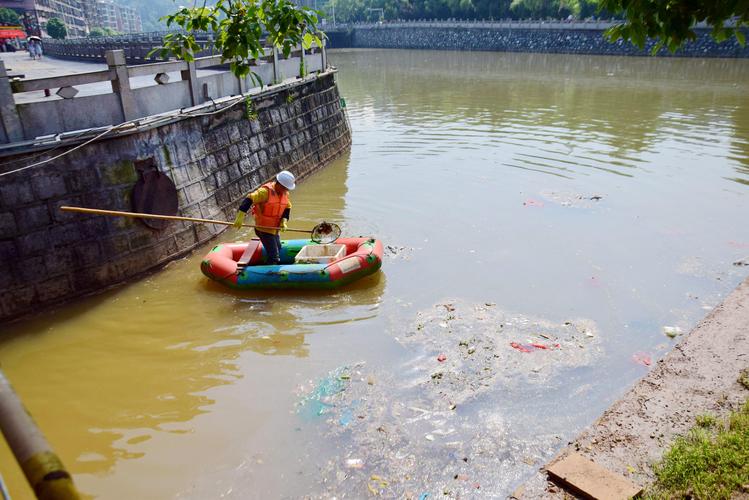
xmin=59 ymin=206 xmax=314 ymax=234
xmin=0 ymin=369 xmax=79 ymax=499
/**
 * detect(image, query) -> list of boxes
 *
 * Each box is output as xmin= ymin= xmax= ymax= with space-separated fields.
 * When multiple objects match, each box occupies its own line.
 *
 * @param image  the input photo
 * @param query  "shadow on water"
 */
xmin=0 ymin=152 xmax=388 ymax=497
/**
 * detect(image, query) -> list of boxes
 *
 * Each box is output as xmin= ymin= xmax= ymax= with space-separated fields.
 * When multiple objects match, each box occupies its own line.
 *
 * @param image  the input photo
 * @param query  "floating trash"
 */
xmin=662 ymin=326 xmax=683 ymax=338
xmin=523 ymin=198 xmax=544 ymax=208
xmin=297 ymin=364 xmax=363 ymax=419
xmin=631 ymin=352 xmax=652 ymax=366
xmin=306 ymin=302 xmax=602 ymax=498
xmin=346 ymin=458 xmax=364 ymax=469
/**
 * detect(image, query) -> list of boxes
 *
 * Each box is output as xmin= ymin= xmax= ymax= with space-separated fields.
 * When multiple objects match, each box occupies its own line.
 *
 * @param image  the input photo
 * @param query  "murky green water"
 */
xmin=1 ymin=49 xmax=748 ymax=498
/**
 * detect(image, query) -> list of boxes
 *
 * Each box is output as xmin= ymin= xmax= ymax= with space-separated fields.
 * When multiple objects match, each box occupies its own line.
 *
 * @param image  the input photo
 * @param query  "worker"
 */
xmin=233 ymin=170 xmax=295 ymax=264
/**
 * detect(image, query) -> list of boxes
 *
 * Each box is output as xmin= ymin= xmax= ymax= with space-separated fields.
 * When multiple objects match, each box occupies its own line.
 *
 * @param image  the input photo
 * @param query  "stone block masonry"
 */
xmin=0 ymin=71 xmax=351 ymax=321
xmin=337 ymin=24 xmax=749 ymax=58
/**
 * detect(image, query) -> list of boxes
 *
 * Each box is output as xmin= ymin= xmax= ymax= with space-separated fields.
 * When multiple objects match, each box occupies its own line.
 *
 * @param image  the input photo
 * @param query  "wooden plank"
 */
xmin=546 ymin=453 xmax=642 ymax=500
xmin=237 ymin=240 xmax=261 ymax=267
xmin=13 ymin=70 xmax=114 ymax=92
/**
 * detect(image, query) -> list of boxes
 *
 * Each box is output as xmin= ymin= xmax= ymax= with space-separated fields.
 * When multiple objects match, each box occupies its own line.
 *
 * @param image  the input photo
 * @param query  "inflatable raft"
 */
xmin=201 ymin=237 xmax=383 ymax=290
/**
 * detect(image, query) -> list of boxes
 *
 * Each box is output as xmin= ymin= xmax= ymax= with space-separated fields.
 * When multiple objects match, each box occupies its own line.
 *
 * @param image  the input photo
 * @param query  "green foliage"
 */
xmin=245 ymin=96 xmax=258 ymax=121
xmin=152 ymin=0 xmax=323 ymax=81
xmin=88 ymin=26 xmax=120 ymax=37
xmin=0 ymin=8 xmax=20 ymax=25
xmin=46 ymin=17 xmax=67 ymax=39
xmin=645 ymin=400 xmax=749 ymax=500
xmin=600 ymin=0 xmax=748 ymax=52
xmin=695 ymin=414 xmax=717 ymax=428
xmin=328 ymin=0 xmax=601 ymax=22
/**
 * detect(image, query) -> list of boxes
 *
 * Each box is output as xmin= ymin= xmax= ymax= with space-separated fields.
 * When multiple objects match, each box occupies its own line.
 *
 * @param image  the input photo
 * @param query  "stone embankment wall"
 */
xmin=329 ymin=23 xmax=749 ymax=57
xmin=0 ymin=72 xmax=350 ymax=321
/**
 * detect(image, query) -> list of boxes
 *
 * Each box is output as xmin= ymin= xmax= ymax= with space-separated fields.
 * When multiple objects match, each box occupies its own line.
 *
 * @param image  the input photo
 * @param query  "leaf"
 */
xmin=736 ymin=29 xmax=746 ymax=47
xmin=303 ymin=32 xmax=314 ymax=49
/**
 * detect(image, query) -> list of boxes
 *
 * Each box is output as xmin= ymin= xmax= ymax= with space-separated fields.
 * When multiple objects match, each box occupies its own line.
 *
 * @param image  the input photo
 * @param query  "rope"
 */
xmin=0 ymin=72 xmax=326 ymax=177
xmin=0 ymin=123 xmax=128 ymax=177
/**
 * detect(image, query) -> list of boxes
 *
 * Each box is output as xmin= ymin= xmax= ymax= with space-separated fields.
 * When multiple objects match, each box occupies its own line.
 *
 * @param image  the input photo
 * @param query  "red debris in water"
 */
xmin=510 ymin=342 xmax=532 ymax=352
xmin=728 ymin=240 xmax=749 ymax=248
xmin=523 ymin=198 xmax=544 ymax=208
xmin=512 ymin=342 xmax=560 ymax=352
xmin=632 ymin=352 xmax=652 ymax=366
xmin=437 ymin=354 xmax=447 ymax=362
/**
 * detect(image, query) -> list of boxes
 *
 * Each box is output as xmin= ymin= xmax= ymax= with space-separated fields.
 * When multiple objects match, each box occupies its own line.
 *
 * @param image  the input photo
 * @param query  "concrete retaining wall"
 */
xmin=332 ymin=24 xmax=749 ymax=57
xmin=0 ymin=71 xmax=351 ymax=321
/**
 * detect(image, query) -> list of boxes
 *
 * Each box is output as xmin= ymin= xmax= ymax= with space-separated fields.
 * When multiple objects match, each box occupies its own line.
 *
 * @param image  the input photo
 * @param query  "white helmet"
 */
xmin=276 ymin=170 xmax=296 ymax=190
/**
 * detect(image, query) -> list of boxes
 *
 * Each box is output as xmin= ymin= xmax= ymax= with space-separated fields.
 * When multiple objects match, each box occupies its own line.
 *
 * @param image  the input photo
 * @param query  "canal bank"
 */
xmin=515 ymin=273 xmax=749 ymax=498
xmin=0 ymin=49 xmax=351 ymax=321
xmin=327 ymin=21 xmax=749 ymax=58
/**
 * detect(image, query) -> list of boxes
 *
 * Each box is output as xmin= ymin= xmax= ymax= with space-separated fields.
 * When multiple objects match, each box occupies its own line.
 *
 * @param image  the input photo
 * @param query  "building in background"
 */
xmin=0 ymin=0 xmax=87 ymax=37
xmin=82 ymin=0 xmax=141 ymax=33
xmin=117 ymin=3 xmax=140 ymax=32
xmin=0 ymin=0 xmax=142 ymax=38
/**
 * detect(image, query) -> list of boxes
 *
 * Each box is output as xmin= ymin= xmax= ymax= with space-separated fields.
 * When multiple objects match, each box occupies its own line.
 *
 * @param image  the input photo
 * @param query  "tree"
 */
xmin=600 ymin=0 xmax=748 ymax=52
xmin=0 ymin=8 xmax=20 ymax=25
xmin=153 ymin=0 xmax=323 ymax=82
xmin=88 ymin=26 xmax=120 ymax=37
xmin=46 ymin=17 xmax=67 ymax=39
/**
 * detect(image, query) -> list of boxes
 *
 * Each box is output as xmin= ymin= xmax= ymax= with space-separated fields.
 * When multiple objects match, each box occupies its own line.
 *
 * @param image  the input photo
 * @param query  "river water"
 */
xmin=1 ymin=49 xmax=748 ymax=498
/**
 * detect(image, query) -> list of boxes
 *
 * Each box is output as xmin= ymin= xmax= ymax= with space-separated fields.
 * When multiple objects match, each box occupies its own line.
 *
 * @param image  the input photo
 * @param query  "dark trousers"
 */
xmin=256 ymin=230 xmax=281 ymax=264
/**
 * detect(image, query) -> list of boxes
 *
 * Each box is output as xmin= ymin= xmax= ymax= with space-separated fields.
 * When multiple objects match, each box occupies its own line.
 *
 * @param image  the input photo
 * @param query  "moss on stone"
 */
xmin=163 ymin=145 xmax=173 ymax=166
xmin=103 ymin=160 xmax=137 ymax=186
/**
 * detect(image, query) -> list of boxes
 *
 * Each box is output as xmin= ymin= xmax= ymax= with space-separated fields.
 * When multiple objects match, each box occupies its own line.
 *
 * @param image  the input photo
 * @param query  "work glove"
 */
xmin=280 ymin=219 xmax=288 ymax=232
xmin=233 ymin=211 xmax=246 ymax=229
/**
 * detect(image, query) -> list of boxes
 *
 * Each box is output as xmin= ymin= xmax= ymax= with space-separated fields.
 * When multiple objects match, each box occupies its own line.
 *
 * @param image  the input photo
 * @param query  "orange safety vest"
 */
xmin=252 ymin=182 xmax=289 ymax=233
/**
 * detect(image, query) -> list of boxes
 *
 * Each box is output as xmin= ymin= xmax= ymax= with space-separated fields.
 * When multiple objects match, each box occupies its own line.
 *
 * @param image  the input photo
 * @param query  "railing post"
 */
xmin=0 ymin=60 xmax=24 ymax=142
xmin=299 ymin=44 xmax=306 ymax=77
xmin=321 ymin=39 xmax=327 ymax=71
xmin=272 ymin=46 xmax=279 ymax=84
xmin=238 ymin=73 xmax=247 ymax=94
xmin=105 ymin=49 xmax=137 ymax=121
xmin=181 ymin=60 xmax=200 ymax=106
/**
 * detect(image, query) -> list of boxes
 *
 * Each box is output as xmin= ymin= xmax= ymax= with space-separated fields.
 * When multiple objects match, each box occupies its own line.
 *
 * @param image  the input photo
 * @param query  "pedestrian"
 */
xmin=28 ymin=38 xmax=42 ymax=60
xmin=232 ymin=170 xmax=295 ymax=265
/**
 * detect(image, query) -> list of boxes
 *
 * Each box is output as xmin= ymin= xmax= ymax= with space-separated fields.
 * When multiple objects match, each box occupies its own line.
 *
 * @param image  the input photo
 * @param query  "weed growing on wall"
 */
xmin=245 ymin=97 xmax=258 ymax=121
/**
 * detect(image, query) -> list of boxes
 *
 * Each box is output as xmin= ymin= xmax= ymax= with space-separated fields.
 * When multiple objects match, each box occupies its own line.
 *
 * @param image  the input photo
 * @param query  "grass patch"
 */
xmin=739 ymin=368 xmax=749 ymax=390
xmin=644 ymin=399 xmax=749 ymax=500
xmin=695 ymin=414 xmax=717 ymax=429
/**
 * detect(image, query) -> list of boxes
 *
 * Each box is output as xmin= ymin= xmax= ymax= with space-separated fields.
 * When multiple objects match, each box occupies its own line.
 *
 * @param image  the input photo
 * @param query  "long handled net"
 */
xmin=311 ymin=222 xmax=341 ymax=244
